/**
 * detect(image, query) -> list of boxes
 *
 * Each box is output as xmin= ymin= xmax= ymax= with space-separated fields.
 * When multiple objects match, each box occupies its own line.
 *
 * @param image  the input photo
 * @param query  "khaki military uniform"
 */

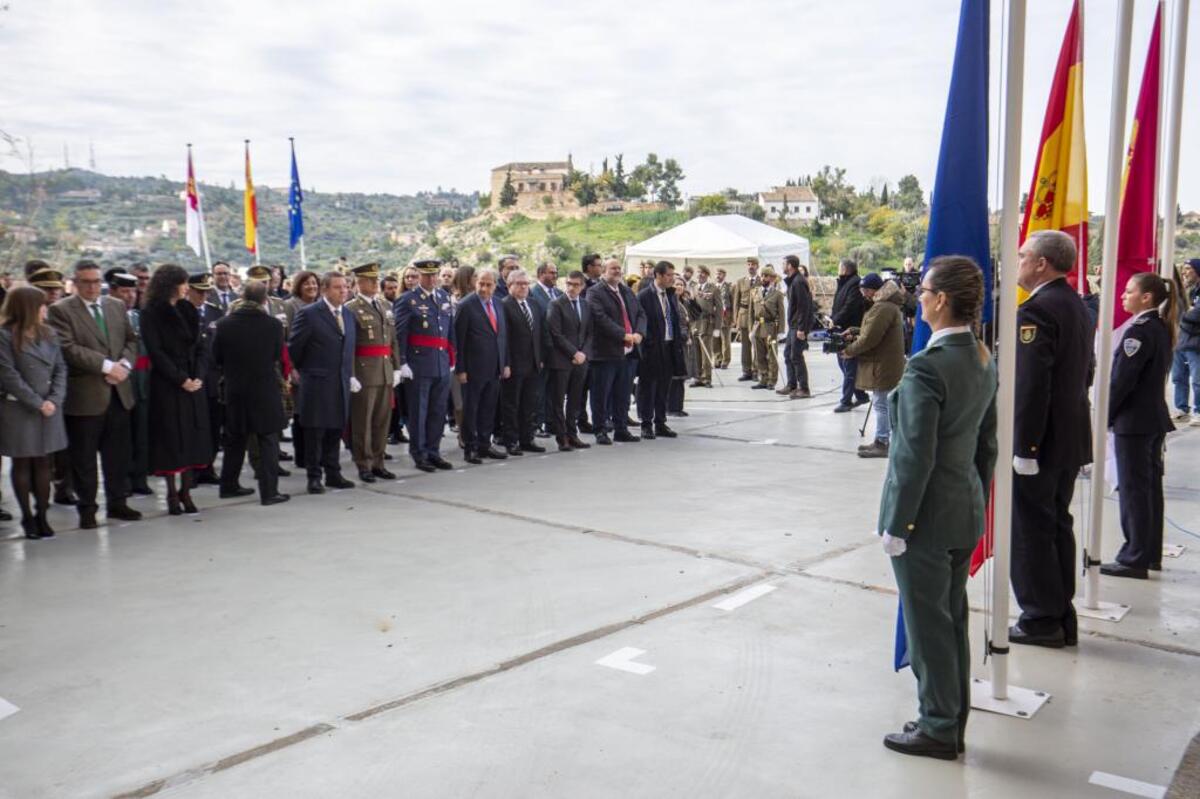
xmin=716 ymin=280 xmax=733 ymax=367
xmin=731 ymin=274 xmax=761 ymax=378
xmin=347 ymin=292 xmax=399 ymax=473
xmin=749 ymin=284 xmax=784 ymax=388
xmin=690 ymin=280 xmax=722 ymax=385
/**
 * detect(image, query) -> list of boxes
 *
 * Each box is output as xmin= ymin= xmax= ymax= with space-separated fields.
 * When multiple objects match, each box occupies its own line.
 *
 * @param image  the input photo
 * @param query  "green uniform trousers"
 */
xmin=890 ymin=539 xmax=973 ymax=745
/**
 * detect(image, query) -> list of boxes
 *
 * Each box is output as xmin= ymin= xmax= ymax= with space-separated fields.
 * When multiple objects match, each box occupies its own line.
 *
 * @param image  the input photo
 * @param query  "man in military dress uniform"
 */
xmin=395 ymin=259 xmax=455 ymax=473
xmin=731 ymin=258 xmax=761 ymax=381
xmin=688 ymin=265 xmax=722 ymax=387
xmin=345 ymin=262 xmax=400 ymax=483
xmin=749 ymin=266 xmax=784 ymax=390
xmin=1009 ymin=230 xmax=1094 ymax=648
xmin=715 ymin=268 xmax=733 ymax=368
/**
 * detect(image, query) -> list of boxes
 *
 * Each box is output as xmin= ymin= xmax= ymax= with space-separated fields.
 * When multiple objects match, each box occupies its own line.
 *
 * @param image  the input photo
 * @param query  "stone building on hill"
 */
xmin=490 ymin=160 xmax=577 ymax=211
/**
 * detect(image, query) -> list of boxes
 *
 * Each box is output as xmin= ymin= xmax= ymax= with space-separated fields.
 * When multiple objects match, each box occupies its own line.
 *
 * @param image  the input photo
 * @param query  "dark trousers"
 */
xmin=128 ymin=392 xmax=151 ymax=489
xmin=205 ymin=395 xmax=224 ymax=471
xmin=501 ymin=371 xmax=540 ymax=446
xmin=892 ymin=542 xmax=973 ymax=746
xmin=462 ymin=377 xmax=500 ymax=452
xmin=636 ymin=356 xmax=670 ymax=427
xmin=1012 ymin=466 xmax=1079 ymax=636
xmin=588 ymin=360 xmax=621 ymax=434
xmin=222 ymin=429 xmax=279 ymax=500
xmin=404 ymin=373 xmax=451 ymax=460
xmin=291 ymin=414 xmax=306 ymax=466
xmin=616 ymin=357 xmax=637 ymax=431
xmin=784 ymin=332 xmax=810 ymax=390
xmin=301 ymin=427 xmax=344 ymax=479
xmin=549 ymin=365 xmax=587 ymax=437
xmin=65 ymin=395 xmax=132 ymax=514
xmin=1115 ymin=433 xmax=1166 ymax=569
xmin=536 ymin=369 xmax=551 ymax=431
xmin=839 ymin=356 xmax=868 ymax=405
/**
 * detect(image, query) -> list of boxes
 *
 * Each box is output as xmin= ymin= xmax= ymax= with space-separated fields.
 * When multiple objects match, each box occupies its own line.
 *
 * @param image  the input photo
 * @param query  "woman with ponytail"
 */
xmin=1101 ymin=271 xmax=1180 ymax=579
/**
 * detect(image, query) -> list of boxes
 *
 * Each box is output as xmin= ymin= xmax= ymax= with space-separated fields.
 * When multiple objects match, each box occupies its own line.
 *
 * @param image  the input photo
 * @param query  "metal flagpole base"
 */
xmin=970 ymin=678 xmax=1051 ymax=718
xmin=1163 ymin=543 xmax=1185 ymax=559
xmin=1078 ymin=600 xmax=1131 ymax=622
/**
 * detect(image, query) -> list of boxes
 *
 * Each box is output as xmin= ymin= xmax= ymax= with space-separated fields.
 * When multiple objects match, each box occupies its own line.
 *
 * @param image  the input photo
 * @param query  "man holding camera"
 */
xmin=841 ymin=273 xmax=906 ymax=457
xmin=831 ymin=259 xmax=869 ymax=412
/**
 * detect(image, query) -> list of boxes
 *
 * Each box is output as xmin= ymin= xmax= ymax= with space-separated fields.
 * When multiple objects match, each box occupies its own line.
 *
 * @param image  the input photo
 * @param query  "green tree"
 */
xmin=499 ymin=168 xmax=517 ymax=208
xmin=745 ymin=202 xmax=766 ymax=221
xmin=568 ymin=170 xmax=598 ymax=209
xmin=657 ymin=158 xmax=685 ymax=207
xmin=879 ymin=183 xmax=889 ymax=206
xmin=631 ymin=153 xmax=663 ymax=200
xmin=691 ymin=194 xmax=729 ymax=217
xmin=809 ymin=165 xmax=854 ymax=221
xmin=776 ymin=195 xmax=790 ymax=221
xmin=895 ymin=174 xmax=926 ymax=213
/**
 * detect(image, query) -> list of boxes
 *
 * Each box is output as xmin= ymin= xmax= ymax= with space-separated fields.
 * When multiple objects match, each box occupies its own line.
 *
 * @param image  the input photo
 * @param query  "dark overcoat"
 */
xmin=213 ymin=307 xmax=286 ymax=435
xmin=141 ymin=300 xmax=211 ymax=474
xmin=288 ymin=300 xmax=355 ymax=429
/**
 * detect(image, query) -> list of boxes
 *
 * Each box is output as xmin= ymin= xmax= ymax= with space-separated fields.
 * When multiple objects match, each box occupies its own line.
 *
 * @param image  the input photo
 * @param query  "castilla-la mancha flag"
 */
xmin=1114 ymin=2 xmax=1162 ymax=328
xmin=1020 ymin=0 xmax=1087 ymax=296
xmin=243 ymin=141 xmax=258 ymax=255
xmin=185 ymin=149 xmax=203 ymax=258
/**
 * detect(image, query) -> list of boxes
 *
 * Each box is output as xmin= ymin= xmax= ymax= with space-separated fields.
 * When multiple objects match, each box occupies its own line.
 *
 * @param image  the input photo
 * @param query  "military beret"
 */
xmin=187 ymin=272 xmax=214 ymax=291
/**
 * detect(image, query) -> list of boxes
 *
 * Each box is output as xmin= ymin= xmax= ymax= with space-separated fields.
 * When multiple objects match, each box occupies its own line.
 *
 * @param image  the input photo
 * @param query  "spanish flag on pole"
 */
xmin=244 ymin=140 xmax=258 ymax=260
xmin=1020 ymin=0 xmax=1087 ymax=296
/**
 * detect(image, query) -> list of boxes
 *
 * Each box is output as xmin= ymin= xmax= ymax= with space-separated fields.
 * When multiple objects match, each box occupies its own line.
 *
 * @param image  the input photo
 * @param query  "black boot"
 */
xmin=35 ymin=509 xmax=55 ymax=539
xmin=21 ymin=517 xmax=43 ymax=540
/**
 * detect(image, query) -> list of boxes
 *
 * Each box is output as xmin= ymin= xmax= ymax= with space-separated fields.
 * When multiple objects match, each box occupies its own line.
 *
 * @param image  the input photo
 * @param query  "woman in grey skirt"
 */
xmin=0 ymin=286 xmax=68 ymax=539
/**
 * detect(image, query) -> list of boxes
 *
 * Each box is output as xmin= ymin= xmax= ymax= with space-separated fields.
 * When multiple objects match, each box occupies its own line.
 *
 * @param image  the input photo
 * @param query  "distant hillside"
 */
xmin=0 ymin=168 xmax=478 ymax=273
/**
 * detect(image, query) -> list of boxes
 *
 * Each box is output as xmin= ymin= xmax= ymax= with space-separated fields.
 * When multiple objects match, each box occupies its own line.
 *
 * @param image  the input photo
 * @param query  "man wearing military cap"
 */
xmin=748 ymin=265 xmax=784 ymax=390
xmin=731 ymin=257 xmax=761 ymax=381
xmin=346 ymin=262 xmax=401 ymax=481
xmin=687 ymin=265 xmax=722 ymax=387
xmin=29 ymin=268 xmax=66 ymax=304
xmin=395 ymin=259 xmax=455 ymax=472
xmin=185 ymin=272 xmax=227 ymax=485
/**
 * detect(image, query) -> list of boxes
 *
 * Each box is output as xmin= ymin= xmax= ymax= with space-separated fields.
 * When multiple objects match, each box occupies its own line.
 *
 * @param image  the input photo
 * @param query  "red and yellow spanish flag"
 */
xmin=1020 ymin=0 xmax=1087 ymax=299
xmin=243 ymin=140 xmax=258 ymax=255
xmin=1114 ymin=2 xmax=1162 ymax=328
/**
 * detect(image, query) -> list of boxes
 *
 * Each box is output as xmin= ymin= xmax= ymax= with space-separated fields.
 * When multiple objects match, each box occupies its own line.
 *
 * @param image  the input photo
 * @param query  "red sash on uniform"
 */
xmin=355 ymin=345 xmax=393 ymax=357
xmin=408 ymin=335 xmax=455 ymax=369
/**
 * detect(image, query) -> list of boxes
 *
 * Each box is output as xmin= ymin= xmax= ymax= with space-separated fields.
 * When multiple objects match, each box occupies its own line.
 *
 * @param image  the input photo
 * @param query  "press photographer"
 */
xmin=831 ymin=259 xmax=869 ymax=411
xmin=839 ymin=272 xmax=907 ymax=458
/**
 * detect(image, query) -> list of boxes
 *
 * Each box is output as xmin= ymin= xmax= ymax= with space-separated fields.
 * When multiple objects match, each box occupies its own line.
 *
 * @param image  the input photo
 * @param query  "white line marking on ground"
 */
xmin=1088 ymin=771 xmax=1166 ymax=798
xmin=595 ymin=647 xmax=656 ymax=675
xmin=762 ymin=438 xmax=778 ymax=445
xmin=713 ymin=584 xmax=778 ymax=611
xmin=0 ymin=697 xmax=19 ymax=722
xmin=687 ymin=407 xmax=794 ymax=414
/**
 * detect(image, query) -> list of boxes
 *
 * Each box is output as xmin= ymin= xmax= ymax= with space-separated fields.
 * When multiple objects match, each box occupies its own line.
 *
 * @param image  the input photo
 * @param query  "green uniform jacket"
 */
xmin=878 ymin=331 xmax=998 ymax=549
xmin=731 ymin=275 xmax=760 ymax=329
xmin=346 ymin=294 xmax=399 ymax=387
xmin=692 ymin=281 xmax=722 ymax=337
xmin=749 ymin=285 xmax=784 ymax=340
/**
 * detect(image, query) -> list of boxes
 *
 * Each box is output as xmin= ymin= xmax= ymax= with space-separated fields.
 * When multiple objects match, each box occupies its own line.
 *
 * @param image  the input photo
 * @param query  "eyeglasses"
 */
xmin=918 ymin=286 xmax=937 ymax=295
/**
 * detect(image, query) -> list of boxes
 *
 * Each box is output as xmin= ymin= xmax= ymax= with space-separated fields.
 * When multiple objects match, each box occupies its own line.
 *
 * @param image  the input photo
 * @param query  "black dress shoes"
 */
xmin=261 ymin=494 xmax=291 ymax=506
xmin=54 ymin=490 xmax=78 ymax=507
xmin=640 ymin=426 xmax=657 ymax=440
xmin=79 ymin=510 xmax=98 ymax=529
xmin=218 ymin=485 xmax=255 ymax=499
xmin=1100 ymin=561 xmax=1149 ymax=579
xmin=413 ymin=459 xmax=437 ymax=473
xmin=613 ymin=430 xmax=640 ymax=443
xmin=505 ymin=445 xmax=524 ymax=457
xmin=1008 ymin=623 xmax=1065 ymax=649
xmin=464 ymin=450 xmax=483 ymax=465
xmin=428 ymin=455 xmax=454 ymax=471
xmin=194 ymin=470 xmax=221 ymax=486
xmin=737 ymin=374 xmax=755 ymax=381
xmin=578 ymin=420 xmax=594 ymax=434
xmin=21 ymin=518 xmax=42 ymax=540
xmin=372 ymin=467 xmax=397 ymax=480
xmin=567 ymin=436 xmax=591 ymax=449
xmin=130 ymin=484 xmax=155 ymax=496
xmin=307 ymin=478 xmax=326 ymax=494
xmin=35 ymin=511 xmax=55 ymax=538
xmin=833 ymin=403 xmax=854 ymax=413
xmin=358 ymin=471 xmax=378 ymax=484
xmin=654 ymin=424 xmax=678 ymax=438
xmin=325 ymin=474 xmax=356 ymax=489
xmin=903 ymin=721 xmax=964 ymax=753
xmin=279 ymin=450 xmax=293 ymax=461
xmin=107 ymin=504 xmax=143 ymax=521
xmin=556 ymin=437 xmax=574 ymax=452
xmin=520 ymin=442 xmax=546 ymax=453
xmin=594 ymin=432 xmax=612 ymax=445
xmin=482 ymin=447 xmax=508 ymax=460
xmin=751 ymin=383 xmax=771 ymax=390
xmin=883 ymin=728 xmax=958 ymax=760
xmin=277 ymin=466 xmax=292 ymax=477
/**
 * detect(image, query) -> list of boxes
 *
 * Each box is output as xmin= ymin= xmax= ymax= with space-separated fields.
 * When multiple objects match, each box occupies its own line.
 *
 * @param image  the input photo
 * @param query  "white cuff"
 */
xmin=102 ymin=359 xmax=115 ymax=375
xmin=881 ymin=531 xmax=907 ymax=557
xmin=1013 ymin=456 xmax=1039 ymax=476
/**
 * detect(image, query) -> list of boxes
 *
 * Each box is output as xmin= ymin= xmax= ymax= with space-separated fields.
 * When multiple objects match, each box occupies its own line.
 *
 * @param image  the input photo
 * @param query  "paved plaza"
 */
xmin=1 ymin=353 xmax=1198 ymax=798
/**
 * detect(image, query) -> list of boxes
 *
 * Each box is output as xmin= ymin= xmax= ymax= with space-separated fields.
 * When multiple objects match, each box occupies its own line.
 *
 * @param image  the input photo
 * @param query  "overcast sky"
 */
xmin=1 ymin=0 xmax=1196 ymax=211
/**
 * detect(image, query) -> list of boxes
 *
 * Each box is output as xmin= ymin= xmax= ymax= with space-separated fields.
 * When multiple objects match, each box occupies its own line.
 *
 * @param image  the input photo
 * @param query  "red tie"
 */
xmin=485 ymin=299 xmax=497 ymax=333
xmin=613 ymin=287 xmax=632 ymax=334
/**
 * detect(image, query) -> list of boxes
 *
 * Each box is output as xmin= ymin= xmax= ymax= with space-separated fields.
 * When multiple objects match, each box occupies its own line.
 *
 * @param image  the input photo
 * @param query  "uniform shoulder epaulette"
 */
xmin=1132 ymin=315 xmax=1150 ymax=326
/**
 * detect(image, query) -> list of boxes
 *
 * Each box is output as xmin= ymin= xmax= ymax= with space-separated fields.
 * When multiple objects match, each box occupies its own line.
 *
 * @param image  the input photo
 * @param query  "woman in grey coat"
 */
xmin=0 ymin=286 xmax=69 ymax=539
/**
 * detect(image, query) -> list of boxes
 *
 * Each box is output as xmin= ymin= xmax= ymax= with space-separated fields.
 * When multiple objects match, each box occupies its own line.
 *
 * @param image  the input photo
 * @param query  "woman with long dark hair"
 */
xmin=1101 ymin=270 xmax=1182 ymax=579
xmin=140 ymin=264 xmax=211 ymax=515
xmin=0 ymin=286 xmax=68 ymax=538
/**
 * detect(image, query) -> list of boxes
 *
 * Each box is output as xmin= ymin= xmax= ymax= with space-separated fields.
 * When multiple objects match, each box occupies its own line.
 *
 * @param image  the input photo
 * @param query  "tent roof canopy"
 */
xmin=624 ymin=214 xmax=810 ymax=267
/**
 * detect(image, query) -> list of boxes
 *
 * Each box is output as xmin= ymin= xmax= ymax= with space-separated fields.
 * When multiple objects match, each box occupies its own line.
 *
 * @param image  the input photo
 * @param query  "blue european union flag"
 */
xmin=897 ymin=0 xmax=989 ymax=673
xmin=288 ymin=143 xmax=304 ymax=249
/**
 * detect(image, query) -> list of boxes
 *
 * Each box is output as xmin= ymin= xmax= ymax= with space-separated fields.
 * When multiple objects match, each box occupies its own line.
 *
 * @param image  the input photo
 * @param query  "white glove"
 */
xmin=392 ymin=370 xmax=402 ymax=387
xmin=349 ymin=376 xmax=362 ymax=393
xmin=881 ymin=532 xmax=907 ymax=557
xmin=398 ymin=363 xmax=414 ymax=383
xmin=1013 ymin=456 xmax=1039 ymax=476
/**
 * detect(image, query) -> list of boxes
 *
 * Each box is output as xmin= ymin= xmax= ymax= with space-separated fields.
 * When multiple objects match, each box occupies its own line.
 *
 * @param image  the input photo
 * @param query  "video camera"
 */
xmin=881 ymin=268 xmax=921 ymax=294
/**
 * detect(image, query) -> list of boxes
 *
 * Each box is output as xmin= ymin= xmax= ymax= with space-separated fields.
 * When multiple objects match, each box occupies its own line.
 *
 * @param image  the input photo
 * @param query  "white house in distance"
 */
xmin=757 ymin=186 xmax=820 ymax=222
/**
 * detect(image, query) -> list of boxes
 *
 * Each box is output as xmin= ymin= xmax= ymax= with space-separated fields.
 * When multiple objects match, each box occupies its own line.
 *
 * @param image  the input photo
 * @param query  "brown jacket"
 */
xmin=47 ymin=294 xmax=138 ymax=415
xmin=843 ymin=281 xmax=906 ymax=391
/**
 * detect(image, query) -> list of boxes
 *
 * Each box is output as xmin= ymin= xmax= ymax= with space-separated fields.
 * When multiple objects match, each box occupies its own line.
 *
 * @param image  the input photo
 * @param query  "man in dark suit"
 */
xmin=1010 ymin=230 xmax=1095 ymax=648
xmin=783 ymin=254 xmax=815 ymax=398
xmin=185 ymin=273 xmax=225 ymax=484
xmin=529 ymin=261 xmax=561 ymax=436
xmin=206 ymin=261 xmax=239 ymax=312
xmin=499 ymin=268 xmax=547 ymax=456
xmin=288 ymin=271 xmax=357 ymax=495
xmin=546 ymin=270 xmax=592 ymax=452
xmin=636 ymin=261 xmax=685 ymax=440
xmin=47 ymin=259 xmax=142 ymax=529
xmin=212 ymin=281 xmax=289 ymax=505
xmin=454 ymin=268 xmax=509 ymax=464
xmin=586 ymin=258 xmax=646 ymax=445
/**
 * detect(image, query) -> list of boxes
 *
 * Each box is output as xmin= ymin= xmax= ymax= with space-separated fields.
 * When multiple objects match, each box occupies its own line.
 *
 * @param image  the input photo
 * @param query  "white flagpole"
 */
xmin=190 ymin=144 xmax=213 ymax=272
xmin=1159 ymin=0 xmax=1190 ymax=278
xmin=1083 ymin=0 xmax=1136 ymax=613
xmin=299 ymin=237 xmax=307 ymax=270
xmin=1154 ymin=1 xmax=1167 ymax=270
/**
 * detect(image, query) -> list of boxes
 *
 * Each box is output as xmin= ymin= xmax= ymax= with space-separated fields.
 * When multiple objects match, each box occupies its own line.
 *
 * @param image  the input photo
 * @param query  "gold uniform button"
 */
xmin=906 ymin=524 xmax=915 ymax=531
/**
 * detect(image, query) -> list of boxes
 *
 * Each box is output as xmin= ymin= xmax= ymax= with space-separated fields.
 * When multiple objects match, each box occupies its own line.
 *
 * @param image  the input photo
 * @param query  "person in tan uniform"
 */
xmin=715 ymin=267 xmax=733 ymax=368
xmin=750 ymin=265 xmax=785 ymax=390
xmin=731 ymin=257 xmax=761 ymax=381
xmin=688 ymin=266 xmax=722 ymax=387
xmin=346 ymin=262 xmax=400 ymax=483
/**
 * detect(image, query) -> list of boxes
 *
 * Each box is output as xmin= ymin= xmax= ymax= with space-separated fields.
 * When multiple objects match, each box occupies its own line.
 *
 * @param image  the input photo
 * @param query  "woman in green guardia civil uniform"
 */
xmin=877 ymin=255 xmax=998 ymax=760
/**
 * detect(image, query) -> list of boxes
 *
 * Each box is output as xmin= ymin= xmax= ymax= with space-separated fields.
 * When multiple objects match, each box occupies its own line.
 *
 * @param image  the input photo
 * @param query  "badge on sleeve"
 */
xmin=1019 ymin=324 xmax=1037 ymax=344
xmin=1123 ymin=337 xmax=1142 ymax=357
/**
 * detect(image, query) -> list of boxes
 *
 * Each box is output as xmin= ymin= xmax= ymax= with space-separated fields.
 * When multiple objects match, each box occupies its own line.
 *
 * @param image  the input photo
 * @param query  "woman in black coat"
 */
xmin=140 ymin=264 xmax=211 ymax=515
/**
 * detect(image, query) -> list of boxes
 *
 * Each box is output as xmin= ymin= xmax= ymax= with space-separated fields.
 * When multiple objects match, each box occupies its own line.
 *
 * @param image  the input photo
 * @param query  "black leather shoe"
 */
xmin=482 ymin=447 xmax=508 ymax=459
xmin=79 ymin=510 xmax=98 ymax=529
xmin=578 ymin=420 xmax=594 ymax=434
xmin=277 ymin=466 xmax=292 ymax=477
xmin=35 ymin=511 xmax=55 ymax=538
xmin=853 ymin=394 xmax=870 ymax=407
xmin=520 ymin=442 xmax=546 ymax=453
xmin=505 ymin=445 xmax=524 ymax=457
xmin=358 ymin=471 xmax=378 ymax=484
xmin=557 ymin=437 xmax=574 ymax=452
xmin=833 ymin=404 xmax=854 ymax=413
xmin=414 ymin=459 xmax=437 ymax=473
xmin=325 ymin=475 xmax=355 ymax=489
xmin=595 ymin=432 xmax=612 ymax=445
xmin=0 ymin=507 xmax=13 ymax=521
xmin=261 ymin=494 xmax=291 ymax=506
xmin=751 ymin=383 xmax=771 ymax=390
xmin=394 ymin=431 xmax=409 ymax=444
xmin=1008 ymin=623 xmax=1065 ymax=649
xmin=279 ymin=450 xmax=293 ymax=462
xmin=640 ymin=426 xmax=657 ymax=440
xmin=22 ymin=518 xmax=43 ymax=540
xmin=1100 ymin=561 xmax=1149 ymax=579
xmin=737 ymin=374 xmax=755 ymax=381
xmin=130 ymin=484 xmax=155 ymax=496
xmin=613 ymin=430 xmax=640 ymax=443
xmin=464 ymin=450 xmax=483 ymax=465
xmin=107 ymin=504 xmax=143 ymax=521
xmin=1149 ymin=562 xmax=1162 ymax=571
xmin=307 ymin=478 xmax=325 ymax=495
xmin=655 ymin=424 xmax=678 ymax=438
xmin=883 ymin=728 xmax=958 ymax=760
xmin=372 ymin=468 xmax=397 ymax=480
xmin=194 ymin=470 xmax=221 ymax=485
xmin=428 ymin=455 xmax=454 ymax=471
xmin=54 ymin=490 xmax=78 ymax=507
xmin=218 ymin=486 xmax=255 ymax=499
xmin=383 ymin=452 xmax=394 ymax=460
xmin=567 ymin=436 xmax=591 ymax=449
xmin=903 ymin=721 xmax=964 ymax=753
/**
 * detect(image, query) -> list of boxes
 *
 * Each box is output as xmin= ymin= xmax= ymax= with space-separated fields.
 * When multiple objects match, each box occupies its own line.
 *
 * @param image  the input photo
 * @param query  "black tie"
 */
xmin=573 ymin=299 xmax=581 ymax=319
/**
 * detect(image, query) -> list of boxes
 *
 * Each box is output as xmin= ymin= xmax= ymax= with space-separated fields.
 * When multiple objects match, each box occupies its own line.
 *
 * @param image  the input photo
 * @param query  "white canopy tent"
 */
xmin=623 ymin=214 xmax=810 ymax=280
